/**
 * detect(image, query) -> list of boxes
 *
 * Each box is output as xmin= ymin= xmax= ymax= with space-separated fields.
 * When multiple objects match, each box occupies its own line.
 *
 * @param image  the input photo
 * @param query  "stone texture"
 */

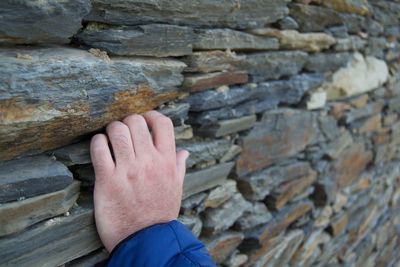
xmin=305 ymin=52 xmax=351 ymax=73
xmin=236 ymin=109 xmax=320 ymax=177
xmin=321 ymin=53 xmax=389 ymax=100
xmin=177 ymin=139 xmax=231 ymax=169
xmin=235 ymin=202 xmax=272 ymax=230
xmin=307 ymin=91 xmax=327 ymax=110
xmin=334 ymin=36 xmax=367 ymax=51
xmin=194 ymin=115 xmax=257 ymax=137
xmin=158 ymin=103 xmax=190 ymax=126
xmin=289 ymin=4 xmax=343 ymax=32
xmin=0 ymin=199 xmax=101 ymax=266
xmin=204 ymin=180 xmax=237 ymax=208
xmin=0 ymin=181 xmax=80 ymax=236
xmin=193 ymin=29 xmax=279 ymax=51
xmin=237 ymin=161 xmax=314 ymax=201
xmin=0 ymin=0 xmax=91 ymax=44
xmin=327 ymin=213 xmax=349 ymax=237
xmin=330 ymin=142 xmax=373 ymax=189
xmin=265 ymin=169 xmax=317 ymax=210
xmin=318 ymin=0 xmax=372 ymax=15
xmin=204 ymin=232 xmax=244 ymax=264
xmin=52 ymin=141 xmax=91 ymax=166
xmin=86 ymin=0 xmax=289 ymax=29
xmin=181 ymin=51 xmax=244 ymax=73
xmin=65 ymin=249 xmax=109 ymax=267
xmin=178 ymin=215 xmax=202 ymax=238
xmin=203 ymin=193 xmax=251 ymax=235
xmin=0 ymin=155 xmax=73 ymax=203
xmin=182 ymin=71 xmax=248 ymax=92
xmin=0 ymin=47 xmax=186 ymax=161
xmin=183 ymin=162 xmax=234 ymax=199
xmin=76 ymin=23 xmax=195 ymax=57
xmin=241 ymin=51 xmax=308 ymax=82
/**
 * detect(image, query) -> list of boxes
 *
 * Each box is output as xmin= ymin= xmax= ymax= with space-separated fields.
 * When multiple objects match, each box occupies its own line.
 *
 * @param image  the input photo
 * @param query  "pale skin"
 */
xmin=90 ymin=111 xmax=189 ymax=252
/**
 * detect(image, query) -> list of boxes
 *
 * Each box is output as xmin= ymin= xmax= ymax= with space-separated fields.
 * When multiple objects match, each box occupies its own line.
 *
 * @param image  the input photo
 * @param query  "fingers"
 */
xmin=106 ymin=121 xmax=135 ymax=167
xmin=90 ymin=134 xmax=115 ymax=180
xmin=176 ymin=150 xmax=189 ymax=183
xmin=123 ymin=114 xmax=154 ymax=157
xmin=143 ymin=111 xmax=175 ymax=154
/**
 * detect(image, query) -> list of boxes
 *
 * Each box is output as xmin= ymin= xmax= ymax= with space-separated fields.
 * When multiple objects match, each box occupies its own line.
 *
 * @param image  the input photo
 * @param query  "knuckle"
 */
xmin=112 ymin=134 xmax=130 ymax=148
xmin=158 ymin=116 xmax=173 ymax=128
xmin=107 ymin=121 xmax=127 ymax=134
xmin=124 ymin=114 xmax=147 ymax=128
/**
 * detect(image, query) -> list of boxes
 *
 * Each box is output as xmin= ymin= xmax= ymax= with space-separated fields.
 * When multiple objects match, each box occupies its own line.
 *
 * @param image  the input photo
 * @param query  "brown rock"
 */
xmin=319 ymin=0 xmax=371 ymax=16
xmin=265 ymin=169 xmax=317 ymax=210
xmin=0 ymin=47 xmax=186 ymax=161
xmin=204 ymin=180 xmax=237 ymax=208
xmin=329 ymin=102 xmax=352 ymax=120
xmin=327 ymin=213 xmax=349 ymax=237
xmin=182 ymin=71 xmax=248 ymax=92
xmin=204 ymin=232 xmax=244 ymax=264
xmin=236 ymin=109 xmax=319 ymax=177
xmin=330 ymin=142 xmax=373 ymax=189
xmin=353 ymin=114 xmax=382 ymax=134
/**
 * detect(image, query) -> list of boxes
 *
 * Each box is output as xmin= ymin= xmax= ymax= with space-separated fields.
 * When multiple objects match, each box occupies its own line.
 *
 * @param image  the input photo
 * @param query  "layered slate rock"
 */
xmin=182 ymin=71 xmax=248 ymax=92
xmin=236 ymin=109 xmax=320 ymax=177
xmin=194 ymin=115 xmax=257 ymax=138
xmin=183 ymin=162 xmax=234 ymax=199
xmin=86 ymin=0 xmax=289 ymax=29
xmin=241 ymin=51 xmax=308 ymax=82
xmin=305 ymin=52 xmax=351 ymax=73
xmin=75 ymin=24 xmax=195 ymax=57
xmin=0 ymin=200 xmax=101 ymax=267
xmin=0 ymin=155 xmax=73 ymax=203
xmin=203 ymin=232 xmax=245 ymax=264
xmin=0 ymin=181 xmax=80 ymax=236
xmin=289 ymin=4 xmax=343 ymax=32
xmin=193 ymin=29 xmax=279 ymax=51
xmin=0 ymin=47 xmax=186 ymax=160
xmin=181 ymin=51 xmax=244 ymax=73
xmin=318 ymin=0 xmax=371 ymax=15
xmin=0 ymin=0 xmax=91 ymax=44
xmin=321 ymin=53 xmax=389 ymax=100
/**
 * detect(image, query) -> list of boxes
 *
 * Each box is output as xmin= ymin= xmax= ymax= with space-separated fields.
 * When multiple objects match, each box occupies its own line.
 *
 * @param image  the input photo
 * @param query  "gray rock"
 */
xmin=203 ymin=193 xmax=251 ymax=234
xmin=327 ymin=26 xmax=349 ymax=38
xmin=277 ymin=16 xmax=299 ymax=30
xmin=158 ymin=103 xmax=190 ymax=126
xmin=237 ymin=161 xmax=313 ymax=201
xmin=241 ymin=51 xmax=308 ymax=82
xmin=305 ymin=53 xmax=351 ymax=73
xmin=334 ymin=36 xmax=367 ymax=51
xmin=177 ymin=139 xmax=231 ymax=168
xmin=52 ymin=141 xmax=91 ymax=166
xmin=76 ymin=24 xmax=195 ymax=57
xmin=178 ymin=215 xmax=202 ymax=238
xmin=193 ymin=29 xmax=279 ymax=51
xmin=65 ymin=249 xmax=109 ymax=267
xmin=0 ymin=155 xmax=73 ymax=203
xmin=181 ymin=192 xmax=207 ymax=214
xmin=0 ymin=0 xmax=91 ymax=44
xmin=365 ymin=37 xmax=387 ymax=59
xmin=235 ymin=202 xmax=272 ymax=230
xmin=183 ymin=162 xmax=234 ymax=199
xmin=0 ymin=47 xmax=185 ymax=161
xmin=0 ymin=181 xmax=80 ymax=236
xmin=203 ymin=231 xmax=245 ymax=264
xmin=0 ymin=199 xmax=101 ymax=266
xmin=340 ymin=13 xmax=366 ymax=34
xmin=194 ymin=115 xmax=257 ymax=137
xmin=86 ymin=0 xmax=288 ymax=29
xmin=289 ymin=4 xmax=343 ymax=32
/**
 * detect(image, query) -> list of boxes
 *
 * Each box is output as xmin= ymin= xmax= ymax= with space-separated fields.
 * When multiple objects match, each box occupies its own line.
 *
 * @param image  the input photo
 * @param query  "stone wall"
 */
xmin=0 ymin=0 xmax=399 ymax=266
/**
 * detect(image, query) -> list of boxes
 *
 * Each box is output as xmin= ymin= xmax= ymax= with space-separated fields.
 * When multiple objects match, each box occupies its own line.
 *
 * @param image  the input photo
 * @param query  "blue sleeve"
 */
xmin=106 ymin=220 xmax=216 ymax=267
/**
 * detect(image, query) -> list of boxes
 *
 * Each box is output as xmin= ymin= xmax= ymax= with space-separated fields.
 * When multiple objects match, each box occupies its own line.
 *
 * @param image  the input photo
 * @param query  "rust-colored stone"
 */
xmin=329 ymin=102 xmax=352 ymax=120
xmin=204 ymin=232 xmax=244 ymax=264
xmin=327 ymin=213 xmax=348 ymax=237
xmin=182 ymin=71 xmax=248 ymax=92
xmin=330 ymin=143 xmax=372 ymax=189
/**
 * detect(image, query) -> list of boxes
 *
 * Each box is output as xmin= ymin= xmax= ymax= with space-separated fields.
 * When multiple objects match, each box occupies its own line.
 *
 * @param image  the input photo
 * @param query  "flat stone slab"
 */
xmin=86 ymin=0 xmax=288 ymax=29
xmin=183 ymin=162 xmax=235 ymax=199
xmin=0 ymin=0 xmax=91 ymax=44
xmin=194 ymin=115 xmax=257 ymax=137
xmin=0 ymin=47 xmax=186 ymax=161
xmin=181 ymin=51 xmax=244 ymax=73
xmin=76 ymin=23 xmax=195 ymax=57
xmin=0 ymin=155 xmax=73 ymax=203
xmin=0 ymin=199 xmax=101 ymax=267
xmin=0 ymin=181 xmax=80 ymax=236
xmin=182 ymin=71 xmax=248 ymax=92
xmin=193 ymin=29 xmax=279 ymax=51
xmin=236 ymin=109 xmax=320 ymax=177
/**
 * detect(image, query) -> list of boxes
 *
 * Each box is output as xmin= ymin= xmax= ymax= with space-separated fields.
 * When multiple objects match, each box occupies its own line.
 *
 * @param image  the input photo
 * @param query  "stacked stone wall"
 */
xmin=0 ymin=0 xmax=399 ymax=266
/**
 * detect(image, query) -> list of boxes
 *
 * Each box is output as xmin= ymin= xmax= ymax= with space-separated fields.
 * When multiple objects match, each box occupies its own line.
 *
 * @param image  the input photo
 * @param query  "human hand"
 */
xmin=90 ymin=111 xmax=189 ymax=252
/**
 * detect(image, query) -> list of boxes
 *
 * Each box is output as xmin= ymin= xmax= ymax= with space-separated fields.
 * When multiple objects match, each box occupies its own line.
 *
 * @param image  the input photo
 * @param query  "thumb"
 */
xmin=176 ymin=150 xmax=189 ymax=182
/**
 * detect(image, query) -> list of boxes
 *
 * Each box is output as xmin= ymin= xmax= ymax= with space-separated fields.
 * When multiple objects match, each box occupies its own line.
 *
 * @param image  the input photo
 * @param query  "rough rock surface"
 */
xmin=0 ymin=47 xmax=185 ymax=160
xmin=0 ymin=0 xmax=91 ymax=44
